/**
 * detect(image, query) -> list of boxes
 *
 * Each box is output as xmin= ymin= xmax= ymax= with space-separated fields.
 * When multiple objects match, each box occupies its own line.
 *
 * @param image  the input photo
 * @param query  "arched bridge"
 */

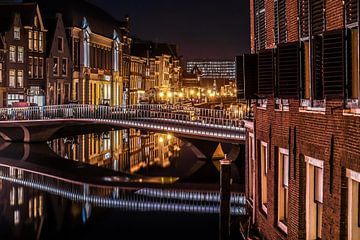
xmin=0 ymin=104 xmax=246 ymax=143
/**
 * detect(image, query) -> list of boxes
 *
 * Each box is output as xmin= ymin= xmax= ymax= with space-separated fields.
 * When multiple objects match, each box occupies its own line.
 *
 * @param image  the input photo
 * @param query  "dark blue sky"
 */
xmin=87 ymin=0 xmax=250 ymax=60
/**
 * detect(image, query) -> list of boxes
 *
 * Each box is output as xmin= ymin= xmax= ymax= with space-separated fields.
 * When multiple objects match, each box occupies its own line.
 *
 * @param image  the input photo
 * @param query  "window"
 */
xmin=83 ymin=31 xmax=90 ymax=67
xmin=58 ymin=37 xmax=63 ymax=52
xmin=62 ymin=58 xmax=67 ymax=76
xmin=9 ymin=45 xmax=16 ymax=62
xmin=28 ymin=30 xmax=33 ymax=50
xmin=34 ymin=57 xmax=38 ymax=79
xmin=0 ymin=63 xmax=2 ymax=82
xmin=28 ymin=57 xmax=33 ymax=78
xmin=9 ymin=69 xmax=15 ymax=88
xmin=17 ymin=70 xmax=23 ymax=88
xmin=350 ymin=28 xmax=359 ymax=100
xmin=113 ymin=42 xmax=119 ymax=72
xmin=260 ymin=141 xmax=268 ymax=213
xmin=39 ymin=58 xmax=43 ymax=79
xmin=17 ymin=46 xmax=24 ymax=63
xmin=14 ymin=27 xmax=20 ymax=40
xmin=53 ymin=57 xmax=59 ymax=75
xmin=278 ymin=148 xmax=289 ymax=233
xmin=39 ymin=32 xmax=43 ymax=52
xmin=346 ymin=169 xmax=360 ymax=239
xmin=305 ymin=156 xmax=323 ymax=240
xmin=33 ymin=31 xmax=38 ymax=51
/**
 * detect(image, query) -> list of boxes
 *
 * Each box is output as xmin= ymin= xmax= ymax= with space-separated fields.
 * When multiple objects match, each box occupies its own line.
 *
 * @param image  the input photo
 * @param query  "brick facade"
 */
xmin=249 ymin=98 xmax=360 ymax=240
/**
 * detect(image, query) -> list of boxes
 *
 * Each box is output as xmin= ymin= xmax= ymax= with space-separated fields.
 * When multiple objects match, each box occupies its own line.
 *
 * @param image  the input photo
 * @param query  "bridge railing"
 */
xmin=0 ymin=104 xmax=245 ymax=131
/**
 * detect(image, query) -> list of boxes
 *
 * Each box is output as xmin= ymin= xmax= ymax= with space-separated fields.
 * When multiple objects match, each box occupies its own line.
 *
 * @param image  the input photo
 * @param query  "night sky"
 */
xmin=87 ymin=0 xmax=250 ymax=60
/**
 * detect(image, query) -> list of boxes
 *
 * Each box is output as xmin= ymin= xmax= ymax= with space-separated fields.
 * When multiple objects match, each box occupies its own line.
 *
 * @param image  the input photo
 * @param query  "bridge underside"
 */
xmin=0 ymin=119 xmax=244 ymax=143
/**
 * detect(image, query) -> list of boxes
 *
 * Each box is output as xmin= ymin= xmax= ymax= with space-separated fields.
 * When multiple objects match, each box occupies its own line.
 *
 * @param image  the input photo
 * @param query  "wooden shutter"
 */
xmin=258 ymin=49 xmax=274 ymax=96
xmin=278 ymin=0 xmax=287 ymax=43
xmin=323 ymin=29 xmax=345 ymax=99
xmin=311 ymin=0 xmax=324 ymax=36
xmin=278 ymin=42 xmax=300 ymax=98
xmin=312 ymin=35 xmax=323 ymax=100
xmin=345 ymin=0 xmax=358 ymax=25
xmin=255 ymin=0 xmax=266 ymax=51
xmin=236 ymin=54 xmax=258 ymax=100
xmin=299 ymin=0 xmax=309 ymax=38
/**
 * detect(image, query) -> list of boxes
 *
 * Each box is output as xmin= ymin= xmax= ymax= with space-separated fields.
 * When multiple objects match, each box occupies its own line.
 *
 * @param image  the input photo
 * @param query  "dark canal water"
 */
xmin=0 ymin=129 xmax=245 ymax=240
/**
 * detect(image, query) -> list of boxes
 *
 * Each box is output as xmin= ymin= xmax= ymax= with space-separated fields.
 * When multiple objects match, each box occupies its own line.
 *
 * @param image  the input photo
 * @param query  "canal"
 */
xmin=0 ymin=129 xmax=245 ymax=240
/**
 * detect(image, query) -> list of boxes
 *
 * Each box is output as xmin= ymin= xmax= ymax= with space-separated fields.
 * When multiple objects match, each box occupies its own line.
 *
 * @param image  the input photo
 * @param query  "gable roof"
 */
xmin=0 ymin=3 xmax=37 ymax=32
xmin=131 ymin=39 xmax=179 ymax=59
xmin=35 ymin=0 xmax=126 ymax=39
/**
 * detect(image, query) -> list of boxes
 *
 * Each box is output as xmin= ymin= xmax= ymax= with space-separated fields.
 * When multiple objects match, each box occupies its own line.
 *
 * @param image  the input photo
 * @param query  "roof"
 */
xmin=0 ymin=3 xmax=37 ymax=32
xmin=35 ymin=0 xmax=127 ymax=39
xmin=131 ymin=39 xmax=179 ymax=58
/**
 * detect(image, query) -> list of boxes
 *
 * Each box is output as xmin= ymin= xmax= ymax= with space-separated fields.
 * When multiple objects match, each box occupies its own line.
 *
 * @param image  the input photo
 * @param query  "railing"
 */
xmin=0 ymin=104 xmax=246 ymax=134
xmin=0 ymin=165 xmax=246 ymax=215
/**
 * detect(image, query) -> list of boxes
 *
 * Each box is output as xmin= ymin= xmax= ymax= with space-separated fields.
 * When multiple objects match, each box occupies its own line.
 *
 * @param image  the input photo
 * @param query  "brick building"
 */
xmin=241 ymin=0 xmax=359 ymax=239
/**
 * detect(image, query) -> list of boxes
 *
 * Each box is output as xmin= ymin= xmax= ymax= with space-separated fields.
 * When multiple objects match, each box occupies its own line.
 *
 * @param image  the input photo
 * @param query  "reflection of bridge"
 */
xmin=0 ymin=142 xmax=246 ymax=216
xmin=0 ymin=104 xmax=246 ymax=143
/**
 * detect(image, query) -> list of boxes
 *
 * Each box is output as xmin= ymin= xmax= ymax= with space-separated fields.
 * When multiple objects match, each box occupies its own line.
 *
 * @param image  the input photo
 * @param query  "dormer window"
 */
xmin=14 ymin=27 xmax=20 ymax=40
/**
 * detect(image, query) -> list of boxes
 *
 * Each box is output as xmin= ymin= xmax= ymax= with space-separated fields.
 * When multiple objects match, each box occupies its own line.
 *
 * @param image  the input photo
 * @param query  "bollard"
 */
xmin=219 ymin=155 xmax=231 ymax=240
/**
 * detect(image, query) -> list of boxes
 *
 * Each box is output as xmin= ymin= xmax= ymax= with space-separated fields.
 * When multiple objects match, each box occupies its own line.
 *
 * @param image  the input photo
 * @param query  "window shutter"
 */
xmin=323 ymin=29 xmax=345 ymax=99
xmin=244 ymin=54 xmax=258 ymax=99
xmin=278 ymin=0 xmax=287 ymax=43
xmin=255 ymin=0 xmax=266 ymax=51
xmin=345 ymin=0 xmax=358 ymax=25
xmin=236 ymin=55 xmax=244 ymax=99
xmin=311 ymin=0 xmax=324 ymax=36
xmin=278 ymin=42 xmax=300 ymax=98
xmin=258 ymin=49 xmax=274 ymax=96
xmin=313 ymin=35 xmax=323 ymax=100
xmin=299 ymin=0 xmax=309 ymax=38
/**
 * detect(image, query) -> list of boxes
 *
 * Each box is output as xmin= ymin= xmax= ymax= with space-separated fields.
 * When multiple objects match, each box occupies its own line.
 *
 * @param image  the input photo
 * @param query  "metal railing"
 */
xmin=0 ymin=104 xmax=246 ymax=140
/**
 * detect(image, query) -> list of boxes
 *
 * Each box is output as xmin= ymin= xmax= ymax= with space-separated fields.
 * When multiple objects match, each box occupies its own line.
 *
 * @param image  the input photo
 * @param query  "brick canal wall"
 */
xmin=251 ymin=98 xmax=360 ymax=240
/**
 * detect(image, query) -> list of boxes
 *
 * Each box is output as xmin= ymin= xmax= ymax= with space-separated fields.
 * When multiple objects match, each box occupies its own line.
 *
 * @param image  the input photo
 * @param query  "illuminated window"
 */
xmin=39 ymin=32 xmax=43 ymax=52
xmin=28 ymin=30 xmax=33 ymax=50
xmin=14 ymin=210 xmax=20 ymax=225
xmin=17 ymin=187 xmax=23 ymax=205
xmin=260 ymin=141 xmax=268 ymax=213
xmin=62 ymin=58 xmax=67 ymax=76
xmin=33 ymin=31 xmax=38 ymax=51
xmin=9 ymin=45 xmax=16 ymax=62
xmin=9 ymin=69 xmax=16 ymax=88
xmin=53 ymin=57 xmax=59 ymax=75
xmin=28 ymin=57 xmax=33 ymax=78
xmin=278 ymin=148 xmax=289 ymax=233
xmin=306 ymin=156 xmax=323 ymax=240
xmin=10 ymin=187 xmax=15 ymax=205
xmin=17 ymin=46 xmax=24 ymax=63
xmin=14 ymin=27 xmax=20 ymax=40
xmin=34 ymin=57 xmax=38 ymax=78
xmin=347 ymin=169 xmax=360 ymax=239
xmin=17 ymin=70 xmax=23 ymax=88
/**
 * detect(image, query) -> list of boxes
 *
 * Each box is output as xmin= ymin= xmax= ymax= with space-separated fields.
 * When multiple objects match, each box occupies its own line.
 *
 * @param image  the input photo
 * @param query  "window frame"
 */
xmin=14 ymin=27 xmax=20 ymax=40
xmin=17 ymin=46 xmax=24 ymax=63
xmin=260 ymin=141 xmax=268 ymax=214
xmin=57 ymin=36 xmax=64 ymax=52
xmin=9 ymin=69 xmax=16 ymax=88
xmin=62 ymin=58 xmax=68 ymax=76
xmin=278 ymin=147 xmax=289 ymax=233
xmin=17 ymin=70 xmax=23 ymax=88
xmin=9 ymin=45 xmax=16 ymax=62
xmin=28 ymin=56 xmax=33 ymax=78
xmin=28 ymin=30 xmax=33 ymax=51
xmin=346 ymin=169 xmax=360 ymax=239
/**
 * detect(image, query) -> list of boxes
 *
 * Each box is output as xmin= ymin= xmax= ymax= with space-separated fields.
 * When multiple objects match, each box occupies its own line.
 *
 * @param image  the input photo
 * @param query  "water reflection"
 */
xmin=49 ymin=129 xmax=182 ymax=175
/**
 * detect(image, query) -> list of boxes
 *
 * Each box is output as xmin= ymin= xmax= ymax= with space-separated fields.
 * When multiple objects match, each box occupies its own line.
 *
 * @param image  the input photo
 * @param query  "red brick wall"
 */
xmin=250 ymin=98 xmax=360 ymax=240
xmin=286 ymin=0 xmax=299 ymax=42
xmin=266 ymin=0 xmax=275 ymax=49
xmin=326 ymin=0 xmax=344 ymax=30
xmin=250 ymin=0 xmax=256 ymax=53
